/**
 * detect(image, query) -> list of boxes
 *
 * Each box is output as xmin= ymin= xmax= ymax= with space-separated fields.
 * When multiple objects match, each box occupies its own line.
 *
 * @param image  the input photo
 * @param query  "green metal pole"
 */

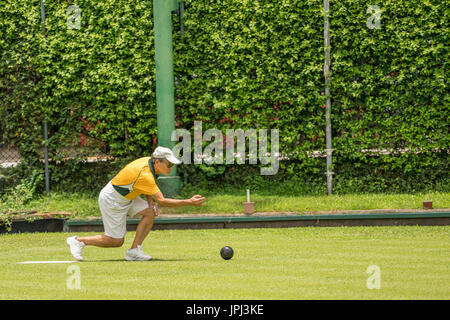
xmin=153 ymin=0 xmax=180 ymax=197
xmin=323 ymin=0 xmax=333 ymax=195
xmin=41 ymin=0 xmax=50 ymax=196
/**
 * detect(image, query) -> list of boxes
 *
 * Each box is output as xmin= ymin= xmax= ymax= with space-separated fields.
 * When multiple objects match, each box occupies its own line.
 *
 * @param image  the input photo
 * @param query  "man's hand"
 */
xmin=146 ymin=195 xmax=159 ymax=216
xmin=151 ymin=203 xmax=159 ymax=216
xmin=190 ymin=195 xmax=206 ymax=206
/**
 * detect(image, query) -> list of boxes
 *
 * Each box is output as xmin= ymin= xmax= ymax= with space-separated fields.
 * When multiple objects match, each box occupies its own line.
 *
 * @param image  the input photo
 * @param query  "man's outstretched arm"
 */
xmin=150 ymin=191 xmax=205 ymax=208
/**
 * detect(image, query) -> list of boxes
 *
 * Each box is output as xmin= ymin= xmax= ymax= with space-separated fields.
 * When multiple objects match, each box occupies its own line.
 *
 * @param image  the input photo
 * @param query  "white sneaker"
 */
xmin=66 ymin=236 xmax=85 ymax=261
xmin=125 ymin=245 xmax=152 ymax=261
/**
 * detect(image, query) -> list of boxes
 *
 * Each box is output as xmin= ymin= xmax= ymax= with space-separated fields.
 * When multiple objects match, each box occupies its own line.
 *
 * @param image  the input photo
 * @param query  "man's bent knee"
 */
xmin=138 ymin=207 xmax=155 ymax=218
xmin=108 ymin=237 xmax=124 ymax=247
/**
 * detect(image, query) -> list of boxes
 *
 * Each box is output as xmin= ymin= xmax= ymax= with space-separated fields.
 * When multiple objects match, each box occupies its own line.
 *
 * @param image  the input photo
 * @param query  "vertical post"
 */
xmin=154 ymin=0 xmax=176 ymax=148
xmin=153 ymin=0 xmax=181 ymax=197
xmin=43 ymin=119 xmax=50 ymax=195
xmin=41 ymin=0 xmax=50 ymax=195
xmin=323 ymin=0 xmax=333 ymax=195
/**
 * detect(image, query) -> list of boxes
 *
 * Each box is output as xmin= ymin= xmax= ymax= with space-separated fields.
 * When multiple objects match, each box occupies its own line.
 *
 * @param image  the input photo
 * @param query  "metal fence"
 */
xmin=0 ymin=144 xmax=21 ymax=169
xmin=0 ymin=120 xmax=113 ymax=195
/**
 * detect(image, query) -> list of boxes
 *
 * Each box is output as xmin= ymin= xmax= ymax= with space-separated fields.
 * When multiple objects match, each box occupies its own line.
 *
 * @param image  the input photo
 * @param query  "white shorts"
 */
xmin=98 ymin=181 xmax=149 ymax=239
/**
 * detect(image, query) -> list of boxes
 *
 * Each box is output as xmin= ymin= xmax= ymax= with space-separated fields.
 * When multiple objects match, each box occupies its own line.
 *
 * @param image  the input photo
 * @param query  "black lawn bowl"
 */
xmin=220 ymin=246 xmax=234 ymax=260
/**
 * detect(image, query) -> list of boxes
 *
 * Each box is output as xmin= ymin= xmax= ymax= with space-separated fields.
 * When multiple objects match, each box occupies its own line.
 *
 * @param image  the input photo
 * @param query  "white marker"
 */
xmin=17 ymin=261 xmax=78 ymax=264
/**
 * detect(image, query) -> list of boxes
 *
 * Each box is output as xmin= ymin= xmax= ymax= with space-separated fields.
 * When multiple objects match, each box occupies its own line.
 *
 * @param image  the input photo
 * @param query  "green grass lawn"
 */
xmin=1 ymin=226 xmax=449 ymax=299
xmin=13 ymin=191 xmax=450 ymax=219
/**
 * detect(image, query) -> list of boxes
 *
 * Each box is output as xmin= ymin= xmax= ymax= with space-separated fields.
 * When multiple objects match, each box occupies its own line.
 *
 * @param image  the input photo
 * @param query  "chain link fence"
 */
xmin=0 ymin=144 xmax=21 ymax=169
xmin=0 ymin=121 xmax=115 ymax=195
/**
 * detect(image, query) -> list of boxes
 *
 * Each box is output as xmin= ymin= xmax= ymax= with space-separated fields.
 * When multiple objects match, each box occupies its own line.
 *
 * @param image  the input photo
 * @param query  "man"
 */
xmin=66 ymin=146 xmax=205 ymax=261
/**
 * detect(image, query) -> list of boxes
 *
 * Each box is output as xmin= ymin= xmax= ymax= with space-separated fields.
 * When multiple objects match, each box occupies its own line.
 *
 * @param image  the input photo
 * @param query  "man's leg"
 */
xmin=130 ymin=208 xmax=155 ymax=249
xmin=67 ymin=234 xmax=124 ymax=260
xmin=76 ymin=235 xmax=124 ymax=247
xmin=67 ymin=182 xmax=129 ymax=260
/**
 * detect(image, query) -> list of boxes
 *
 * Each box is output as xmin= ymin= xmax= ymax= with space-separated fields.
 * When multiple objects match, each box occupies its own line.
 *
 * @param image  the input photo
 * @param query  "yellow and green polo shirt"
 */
xmin=111 ymin=157 xmax=160 ymax=200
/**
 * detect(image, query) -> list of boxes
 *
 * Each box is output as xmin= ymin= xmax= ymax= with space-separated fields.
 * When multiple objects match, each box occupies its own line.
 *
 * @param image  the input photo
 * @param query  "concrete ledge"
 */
xmin=64 ymin=212 xmax=450 ymax=233
xmin=0 ymin=218 xmax=65 ymax=234
xmin=2 ymin=212 xmax=448 ymax=234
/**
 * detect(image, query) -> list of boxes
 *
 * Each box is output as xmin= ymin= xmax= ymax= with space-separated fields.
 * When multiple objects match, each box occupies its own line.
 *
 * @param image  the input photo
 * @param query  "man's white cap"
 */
xmin=152 ymin=146 xmax=182 ymax=165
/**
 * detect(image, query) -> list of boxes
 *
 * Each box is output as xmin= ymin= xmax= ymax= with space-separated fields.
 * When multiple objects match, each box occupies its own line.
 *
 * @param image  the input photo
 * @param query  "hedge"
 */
xmin=0 ymin=0 xmax=448 ymax=195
